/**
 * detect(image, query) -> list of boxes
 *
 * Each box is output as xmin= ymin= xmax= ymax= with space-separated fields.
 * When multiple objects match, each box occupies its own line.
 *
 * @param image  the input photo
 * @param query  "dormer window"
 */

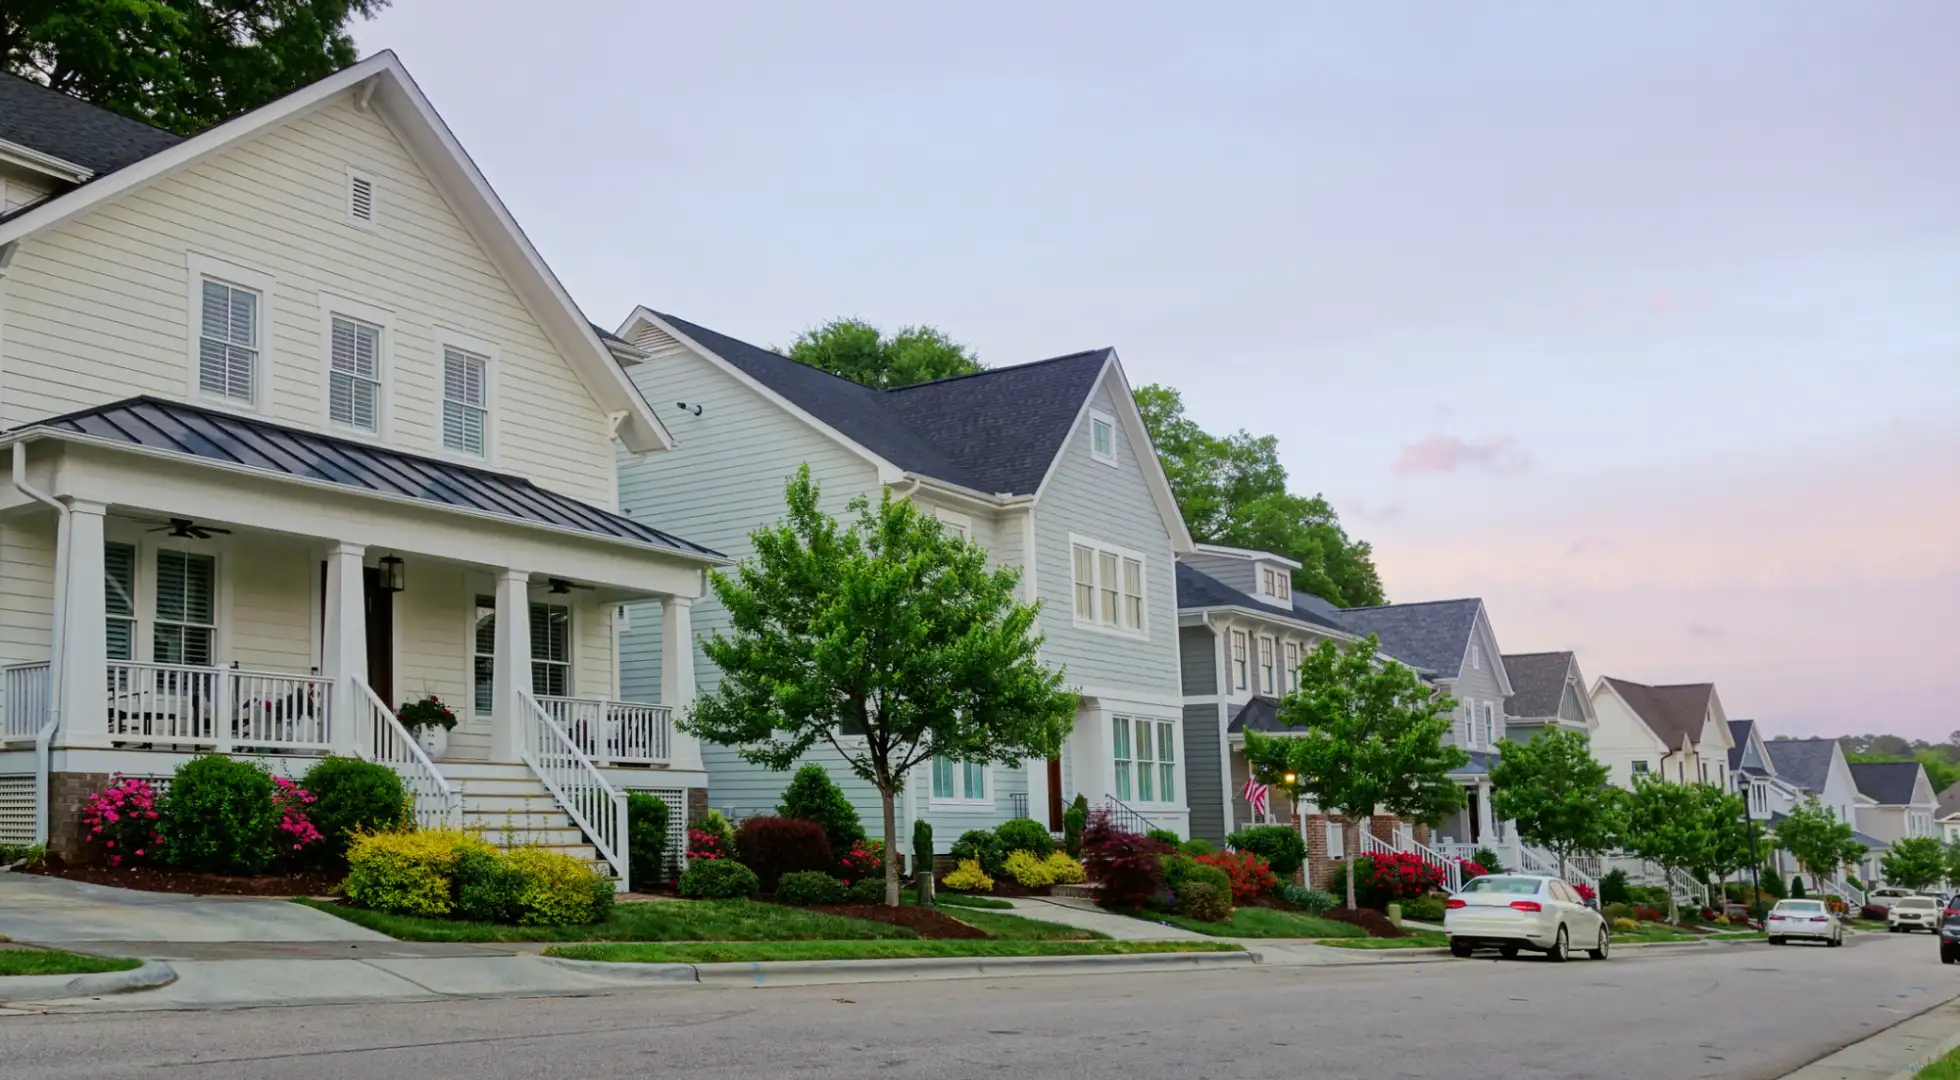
xmin=1259 ymin=566 xmax=1292 ymax=600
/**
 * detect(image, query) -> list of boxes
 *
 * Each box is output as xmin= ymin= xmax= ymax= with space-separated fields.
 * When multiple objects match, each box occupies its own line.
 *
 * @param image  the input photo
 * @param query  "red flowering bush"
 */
xmin=837 ymin=840 xmax=884 ymax=885
xmin=1082 ymin=810 xmax=1173 ymax=909
xmin=1354 ymin=852 xmax=1446 ymax=908
xmin=687 ymin=828 xmax=731 ymax=861
xmin=1571 ymin=881 xmax=1597 ymax=905
xmin=82 ymin=774 xmax=162 ymax=868
xmin=1457 ymin=859 xmax=1489 ymax=881
xmin=1632 ymin=905 xmax=1663 ymax=922
xmin=1196 ymin=850 xmax=1279 ymax=904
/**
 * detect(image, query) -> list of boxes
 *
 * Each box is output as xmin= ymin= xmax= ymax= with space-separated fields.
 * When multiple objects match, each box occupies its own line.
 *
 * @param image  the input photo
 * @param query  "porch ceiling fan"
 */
xmin=136 ymin=517 xmax=232 ymax=540
xmin=547 ymin=577 xmax=594 ymax=594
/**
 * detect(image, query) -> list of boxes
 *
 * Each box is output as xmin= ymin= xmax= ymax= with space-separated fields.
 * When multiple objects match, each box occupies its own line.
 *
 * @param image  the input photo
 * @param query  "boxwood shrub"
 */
xmin=775 ymin=870 xmax=847 ymax=906
xmin=994 ymin=817 xmax=1055 ymax=858
xmin=677 ymin=859 xmax=761 ymax=899
xmin=301 ymin=757 xmax=406 ymax=866
xmin=158 ymin=755 xmax=282 ymax=874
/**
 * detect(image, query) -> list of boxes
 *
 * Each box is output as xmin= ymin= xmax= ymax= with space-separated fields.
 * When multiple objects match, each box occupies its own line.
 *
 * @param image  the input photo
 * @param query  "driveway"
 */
xmin=0 ymin=873 xmax=389 ymax=945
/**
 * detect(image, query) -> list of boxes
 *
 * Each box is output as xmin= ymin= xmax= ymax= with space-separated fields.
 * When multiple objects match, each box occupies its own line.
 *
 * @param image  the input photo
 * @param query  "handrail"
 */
xmin=352 ymin=677 xmax=461 ymax=830
xmin=1405 ymin=834 xmax=1465 ymax=894
xmin=518 ymin=689 xmax=629 ymax=890
xmin=1101 ymin=794 xmax=1157 ymax=836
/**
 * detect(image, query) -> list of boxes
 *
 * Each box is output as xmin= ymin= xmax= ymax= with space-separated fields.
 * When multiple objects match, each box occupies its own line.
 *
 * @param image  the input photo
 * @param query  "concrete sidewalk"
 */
xmin=1000 ymin=897 xmax=1209 ymax=940
xmin=0 ymin=873 xmax=388 ymax=944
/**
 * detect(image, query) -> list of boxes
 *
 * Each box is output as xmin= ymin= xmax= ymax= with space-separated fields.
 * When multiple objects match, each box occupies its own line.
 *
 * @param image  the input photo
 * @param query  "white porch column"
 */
xmin=659 ymin=596 xmax=704 ymax=771
xmin=320 ymin=542 xmax=366 ymax=754
xmin=1476 ymin=779 xmax=1496 ymax=845
xmin=1025 ymin=757 xmax=1051 ymax=828
xmin=54 ymin=500 xmax=109 ymax=747
xmin=490 ymin=569 xmax=532 ymax=763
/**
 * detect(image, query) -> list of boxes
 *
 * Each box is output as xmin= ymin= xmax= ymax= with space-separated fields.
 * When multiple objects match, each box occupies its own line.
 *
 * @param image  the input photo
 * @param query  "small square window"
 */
xmin=1088 ymin=409 xmax=1117 ymax=466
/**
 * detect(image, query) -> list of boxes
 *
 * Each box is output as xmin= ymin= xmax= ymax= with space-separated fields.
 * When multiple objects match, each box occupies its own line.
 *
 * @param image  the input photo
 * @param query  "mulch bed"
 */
xmin=811 ymin=903 xmax=989 ymax=939
xmin=1322 ymin=907 xmax=1410 ymax=938
xmin=24 ymin=857 xmax=343 ymax=898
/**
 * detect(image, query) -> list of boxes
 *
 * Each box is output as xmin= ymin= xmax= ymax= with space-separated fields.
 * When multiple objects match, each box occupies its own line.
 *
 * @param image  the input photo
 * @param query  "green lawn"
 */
xmin=0 ymin=949 xmax=143 ymax=977
xmin=1317 ymin=933 xmax=1449 ymax=950
xmin=546 ymin=940 xmax=1242 ymax=964
xmin=294 ymin=898 xmax=920 ymax=943
xmin=1118 ymin=906 xmax=1367 ymax=939
xmin=941 ymin=909 xmax=1105 ymax=940
xmin=1919 ymin=1043 xmax=1960 ymax=1080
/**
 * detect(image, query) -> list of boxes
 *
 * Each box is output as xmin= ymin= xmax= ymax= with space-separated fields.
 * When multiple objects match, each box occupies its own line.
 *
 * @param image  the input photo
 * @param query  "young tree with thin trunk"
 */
xmin=1620 ymin=778 xmax=1726 ymax=924
xmin=1771 ymin=796 xmax=1866 ymax=900
xmin=1489 ymin=727 xmax=1622 ymax=881
xmin=1881 ymin=836 xmax=1947 ymax=893
xmin=681 ymin=467 xmax=1076 ymax=906
xmin=1242 ymin=634 xmax=1465 ymax=909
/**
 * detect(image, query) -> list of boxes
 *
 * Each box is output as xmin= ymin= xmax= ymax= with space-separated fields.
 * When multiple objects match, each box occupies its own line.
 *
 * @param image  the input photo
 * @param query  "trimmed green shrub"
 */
xmin=735 ymin=815 xmax=832 ymax=892
xmin=626 ymin=792 xmax=671 ymax=886
xmin=1472 ymin=847 xmax=1506 ymax=874
xmin=777 ymin=764 xmax=866 ymax=855
xmin=1627 ymin=885 xmax=1671 ymax=908
xmin=158 ymin=755 xmax=281 ymax=874
xmin=1145 ymin=828 xmax=1183 ymax=848
xmin=1063 ymin=794 xmax=1089 ymax=857
xmin=1761 ymin=866 xmax=1788 ymax=899
xmin=1227 ymin=825 xmax=1308 ymax=881
xmin=1180 ymin=838 xmax=1215 ymax=857
xmin=1404 ymin=895 xmax=1447 ymax=923
xmin=1602 ymin=901 xmax=1635 ymax=922
xmin=1174 ymin=880 xmax=1233 ymax=922
xmin=846 ymin=877 xmax=885 ymax=904
xmin=1163 ymin=853 xmax=1232 ymax=896
xmin=912 ymin=818 xmax=934 ymax=905
xmin=504 ymin=847 xmax=614 ymax=925
xmin=775 ymin=870 xmax=847 ymax=906
xmin=1283 ymin=884 xmax=1337 ymax=915
xmin=1598 ymin=867 xmax=1631 ymax=905
xmin=995 ymin=817 xmax=1055 ymax=857
xmin=345 ymin=829 xmax=493 ymax=917
xmin=300 ymin=757 xmax=405 ymax=866
xmin=452 ymin=847 xmax=527 ymax=923
xmin=1790 ymin=875 xmax=1807 ymax=899
xmin=950 ymin=829 xmax=1005 ymax=878
xmin=677 ymin=859 xmax=761 ymax=899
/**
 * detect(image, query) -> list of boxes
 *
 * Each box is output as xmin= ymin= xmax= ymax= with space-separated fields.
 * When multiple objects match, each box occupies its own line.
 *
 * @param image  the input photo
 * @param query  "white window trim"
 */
xmin=434 ymin=326 xmax=500 ymax=465
xmin=1088 ymin=407 xmax=1119 ymax=467
xmin=317 ymin=293 xmax=395 ymax=442
xmin=1067 ymin=533 xmax=1148 ymax=638
xmin=933 ymin=506 xmax=973 ymax=543
xmin=185 ymin=252 xmax=276 ymax=415
xmin=345 ymin=165 xmax=379 ymax=230
xmin=928 ymin=758 xmax=993 ymax=808
xmin=1282 ymin=640 xmax=1300 ymax=694
xmin=1325 ymin=819 xmax=1346 ymax=859
xmin=1257 ymin=635 xmax=1276 ymax=696
xmin=1229 ymin=629 xmax=1249 ymax=692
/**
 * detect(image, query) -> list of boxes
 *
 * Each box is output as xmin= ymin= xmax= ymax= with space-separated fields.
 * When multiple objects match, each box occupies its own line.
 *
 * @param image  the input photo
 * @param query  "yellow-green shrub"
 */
xmin=943 ymin=858 xmax=994 ymax=892
xmin=1611 ymin=917 xmax=1640 ymax=932
xmin=1004 ymin=850 xmax=1055 ymax=887
xmin=345 ymin=829 xmax=492 ymax=917
xmin=1043 ymin=852 xmax=1087 ymax=884
xmin=503 ymin=847 xmax=615 ymax=926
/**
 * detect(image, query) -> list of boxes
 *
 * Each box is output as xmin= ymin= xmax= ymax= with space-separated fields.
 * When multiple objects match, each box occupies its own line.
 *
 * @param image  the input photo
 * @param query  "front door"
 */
xmin=1467 ymin=788 xmax=1482 ymax=844
xmin=1047 ymin=757 xmax=1065 ymax=829
xmin=363 ymin=567 xmax=394 ymax=707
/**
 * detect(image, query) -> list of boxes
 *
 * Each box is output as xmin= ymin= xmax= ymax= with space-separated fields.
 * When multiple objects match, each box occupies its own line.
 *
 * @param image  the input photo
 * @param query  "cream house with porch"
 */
xmin=0 ymin=55 xmax=719 ymax=886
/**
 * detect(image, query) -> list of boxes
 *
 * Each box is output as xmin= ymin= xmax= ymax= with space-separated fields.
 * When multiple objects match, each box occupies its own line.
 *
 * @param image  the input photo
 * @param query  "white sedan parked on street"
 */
xmin=1766 ymin=899 xmax=1842 ymax=946
xmin=1444 ymin=874 xmax=1608 ymax=961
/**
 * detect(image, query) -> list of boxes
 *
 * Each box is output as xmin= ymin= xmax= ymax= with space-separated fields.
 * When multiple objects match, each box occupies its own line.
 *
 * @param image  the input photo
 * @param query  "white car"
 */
xmin=1766 ymin=899 xmax=1843 ymax=946
xmin=1889 ymin=895 xmax=1940 ymax=933
xmin=1444 ymin=874 xmax=1608 ymax=961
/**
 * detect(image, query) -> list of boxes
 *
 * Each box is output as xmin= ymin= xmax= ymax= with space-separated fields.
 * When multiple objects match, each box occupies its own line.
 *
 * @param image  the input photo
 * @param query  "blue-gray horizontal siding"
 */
xmin=1180 ymin=625 xmax=1217 ymax=697
xmin=1183 ymin=702 xmax=1226 ymax=844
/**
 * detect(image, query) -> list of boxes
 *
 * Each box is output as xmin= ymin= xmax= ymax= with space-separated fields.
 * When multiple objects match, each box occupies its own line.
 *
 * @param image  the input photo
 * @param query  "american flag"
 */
xmin=1242 ymin=777 xmax=1271 ymax=819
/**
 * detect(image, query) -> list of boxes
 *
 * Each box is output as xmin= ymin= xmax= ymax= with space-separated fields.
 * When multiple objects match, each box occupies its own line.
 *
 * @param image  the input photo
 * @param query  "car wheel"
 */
xmin=1943 ymin=948 xmax=1957 ymax=964
xmin=1548 ymin=926 xmax=1569 ymax=963
xmin=1500 ymin=944 xmax=1520 ymax=959
xmin=1589 ymin=927 xmax=1610 ymax=961
xmin=1450 ymin=941 xmax=1472 ymax=958
xmin=1828 ymin=932 xmax=1842 ymax=948
xmin=1769 ymin=936 xmax=1783 ymax=945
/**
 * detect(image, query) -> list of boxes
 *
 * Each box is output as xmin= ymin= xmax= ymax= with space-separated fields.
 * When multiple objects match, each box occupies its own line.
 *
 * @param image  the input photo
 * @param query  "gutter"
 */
xmin=9 ymin=439 xmax=66 ymax=843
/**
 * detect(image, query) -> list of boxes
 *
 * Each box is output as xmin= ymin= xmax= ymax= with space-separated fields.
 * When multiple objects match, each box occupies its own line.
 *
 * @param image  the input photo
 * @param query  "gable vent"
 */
xmin=348 ymin=171 xmax=376 ymax=224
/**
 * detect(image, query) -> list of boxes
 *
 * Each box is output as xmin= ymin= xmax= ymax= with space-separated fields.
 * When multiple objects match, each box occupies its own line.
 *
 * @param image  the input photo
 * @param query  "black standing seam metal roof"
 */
xmin=11 ymin=397 xmax=721 ymax=559
xmin=653 ymin=311 xmax=1114 ymax=495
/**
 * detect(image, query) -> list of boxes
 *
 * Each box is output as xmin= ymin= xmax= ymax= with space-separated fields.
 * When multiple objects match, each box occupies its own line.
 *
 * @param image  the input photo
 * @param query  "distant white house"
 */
xmin=1590 ymin=677 xmax=1734 ymax=790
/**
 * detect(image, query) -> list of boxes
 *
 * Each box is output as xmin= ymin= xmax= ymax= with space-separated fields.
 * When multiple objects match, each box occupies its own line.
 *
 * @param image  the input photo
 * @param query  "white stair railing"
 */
xmin=352 ymin=677 xmax=461 ymax=830
xmin=535 ymin=695 xmax=672 ymax=766
xmin=1668 ymin=865 xmax=1708 ymax=909
xmin=517 ymin=689 xmax=629 ymax=890
xmin=3 ymin=662 xmax=51 ymax=744
xmin=1405 ymin=835 xmax=1463 ymax=894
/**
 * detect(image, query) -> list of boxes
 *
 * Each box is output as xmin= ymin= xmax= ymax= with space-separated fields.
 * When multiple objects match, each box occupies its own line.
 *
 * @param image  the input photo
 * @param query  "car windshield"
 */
xmin=1774 ymin=901 xmax=1826 ymax=915
xmin=1898 ymin=897 xmax=1938 ymax=910
xmin=1460 ymin=876 xmax=1542 ymax=895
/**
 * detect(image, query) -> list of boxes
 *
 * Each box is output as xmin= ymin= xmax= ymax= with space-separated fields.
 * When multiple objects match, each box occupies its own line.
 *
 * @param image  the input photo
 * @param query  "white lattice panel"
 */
xmin=0 ymin=775 xmax=36 ymax=845
xmin=625 ymin=786 xmax=689 ymax=876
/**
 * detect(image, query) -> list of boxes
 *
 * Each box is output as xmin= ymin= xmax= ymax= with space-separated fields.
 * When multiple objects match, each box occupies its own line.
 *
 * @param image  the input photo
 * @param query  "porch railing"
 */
xmin=352 ymin=677 xmax=461 ymax=831
xmin=104 ymin=661 xmax=335 ymax=753
xmin=1101 ymin=795 xmax=1157 ymax=836
xmin=3 ymin=662 xmax=51 ymax=743
xmin=518 ymin=689 xmax=629 ymax=890
xmin=534 ymin=695 xmax=672 ymax=766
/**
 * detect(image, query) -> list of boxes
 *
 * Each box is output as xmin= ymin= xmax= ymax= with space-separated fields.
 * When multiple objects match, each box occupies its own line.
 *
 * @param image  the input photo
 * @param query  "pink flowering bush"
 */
xmin=271 ymin=776 xmax=324 ymax=854
xmin=82 ymin=774 xmax=163 ymax=868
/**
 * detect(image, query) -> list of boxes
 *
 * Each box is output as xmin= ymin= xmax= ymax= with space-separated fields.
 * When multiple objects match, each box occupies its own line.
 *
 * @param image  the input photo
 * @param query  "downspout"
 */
xmin=10 ymin=437 xmax=68 ymax=845
xmin=1201 ymin=612 xmax=1234 ymax=842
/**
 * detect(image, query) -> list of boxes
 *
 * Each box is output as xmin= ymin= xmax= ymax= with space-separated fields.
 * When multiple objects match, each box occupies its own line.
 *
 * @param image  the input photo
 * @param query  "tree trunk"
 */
xmin=881 ymin=785 xmax=900 ymax=908
xmin=1345 ymin=820 xmax=1357 ymax=910
xmin=1663 ymin=869 xmax=1679 ymax=925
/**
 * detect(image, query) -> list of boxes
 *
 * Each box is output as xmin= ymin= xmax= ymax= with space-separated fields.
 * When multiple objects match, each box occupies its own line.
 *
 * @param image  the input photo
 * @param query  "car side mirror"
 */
xmin=1586 ymin=898 xmax=1599 ymax=910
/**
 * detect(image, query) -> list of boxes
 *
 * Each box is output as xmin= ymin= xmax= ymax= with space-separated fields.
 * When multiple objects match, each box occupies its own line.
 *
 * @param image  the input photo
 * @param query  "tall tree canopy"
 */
xmin=1134 ymin=384 xmax=1384 ymax=607
xmin=783 ymin=318 xmax=982 ymax=390
xmin=3 ymin=0 xmax=389 ymax=135
xmin=681 ymin=466 xmax=1077 ymax=905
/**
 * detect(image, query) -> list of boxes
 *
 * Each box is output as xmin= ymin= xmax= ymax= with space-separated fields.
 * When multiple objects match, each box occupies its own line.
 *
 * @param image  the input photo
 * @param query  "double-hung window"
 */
xmin=1117 ymin=718 xmax=1176 ymax=804
xmin=104 ymin=543 xmax=137 ymax=662
xmin=153 ymin=550 xmax=216 ymax=665
xmin=1282 ymin=641 xmax=1300 ymax=694
xmin=1230 ymin=630 xmax=1249 ymax=691
xmin=198 ymin=278 xmax=259 ymax=403
xmin=1259 ymin=566 xmax=1292 ymax=600
xmin=1155 ymin=721 xmax=1176 ymax=803
xmin=328 ymin=316 xmax=383 ymax=432
xmin=1258 ymin=636 xmax=1275 ymax=695
xmin=442 ymin=346 xmax=490 ymax=456
xmin=1113 ymin=718 xmax=1134 ymax=802
xmin=1483 ymin=703 xmax=1496 ymax=747
xmin=931 ymin=757 xmax=988 ymax=804
xmin=1069 ymin=538 xmax=1145 ymax=633
xmin=531 ymin=601 xmax=571 ymax=697
xmin=472 ymin=595 xmax=497 ymax=715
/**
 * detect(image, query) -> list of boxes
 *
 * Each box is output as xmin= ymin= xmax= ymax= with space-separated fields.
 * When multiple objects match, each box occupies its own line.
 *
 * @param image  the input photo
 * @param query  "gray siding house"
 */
xmin=610 ymin=309 xmax=1195 ymax=845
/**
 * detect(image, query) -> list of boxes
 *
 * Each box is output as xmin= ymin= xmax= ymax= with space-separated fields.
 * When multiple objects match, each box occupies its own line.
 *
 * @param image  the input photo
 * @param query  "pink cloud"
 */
xmin=1392 ymin=433 xmax=1531 ymax=477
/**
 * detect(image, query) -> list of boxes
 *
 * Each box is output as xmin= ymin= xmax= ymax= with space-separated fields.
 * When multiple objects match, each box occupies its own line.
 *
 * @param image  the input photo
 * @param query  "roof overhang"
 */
xmin=1177 ymin=603 xmax=1356 ymax=640
xmin=0 ymin=52 xmax=674 ymax=456
xmin=0 ymin=137 xmax=92 ymax=184
xmin=1191 ymin=543 xmax=1303 ymax=569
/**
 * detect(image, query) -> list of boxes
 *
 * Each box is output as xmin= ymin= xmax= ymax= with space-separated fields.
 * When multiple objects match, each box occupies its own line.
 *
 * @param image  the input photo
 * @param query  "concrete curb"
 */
xmin=544 ymin=949 xmax=1257 ymax=987
xmin=0 ymin=960 xmax=176 ymax=1004
xmin=1775 ymin=993 xmax=1960 ymax=1080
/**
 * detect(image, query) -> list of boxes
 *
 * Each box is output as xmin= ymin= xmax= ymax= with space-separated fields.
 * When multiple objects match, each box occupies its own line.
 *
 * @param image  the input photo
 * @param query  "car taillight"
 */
xmin=1510 ymin=901 xmax=1543 ymax=913
xmin=1446 ymin=899 xmax=1466 ymax=910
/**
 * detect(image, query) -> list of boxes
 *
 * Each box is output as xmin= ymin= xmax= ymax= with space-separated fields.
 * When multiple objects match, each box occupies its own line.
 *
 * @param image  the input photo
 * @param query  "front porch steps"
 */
xmin=438 ymin=761 xmax=608 ymax=872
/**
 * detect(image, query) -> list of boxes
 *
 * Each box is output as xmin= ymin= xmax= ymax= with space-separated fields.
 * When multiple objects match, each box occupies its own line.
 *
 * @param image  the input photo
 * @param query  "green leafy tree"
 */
xmin=1881 ymin=836 xmax=1948 ymax=892
xmin=1620 ymin=778 xmax=1730 ymax=924
xmin=682 ymin=466 xmax=1076 ymax=905
xmin=782 ymin=318 xmax=982 ymax=389
xmin=3 ymin=0 xmax=389 ymax=135
xmin=1241 ymin=634 xmax=1466 ymax=909
xmin=1685 ymin=783 xmax=1752 ymax=899
xmin=1133 ymin=384 xmax=1383 ymax=607
xmin=1944 ymin=842 xmax=1960 ymax=892
xmin=1489 ymin=728 xmax=1622 ymax=880
xmin=1771 ymin=796 xmax=1865 ymax=894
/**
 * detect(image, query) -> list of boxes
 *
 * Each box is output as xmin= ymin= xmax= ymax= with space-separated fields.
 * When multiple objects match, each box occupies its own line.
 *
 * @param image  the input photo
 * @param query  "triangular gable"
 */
xmin=1465 ymin=603 xmax=1514 ymax=697
xmin=1029 ymin=354 xmax=1193 ymax=554
xmin=0 ymin=52 xmax=672 ymax=454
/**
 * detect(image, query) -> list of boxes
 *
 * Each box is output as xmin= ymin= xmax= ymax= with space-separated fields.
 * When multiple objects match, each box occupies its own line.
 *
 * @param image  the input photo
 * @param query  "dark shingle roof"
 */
xmin=1503 ymin=652 xmax=1572 ymax=720
xmin=655 ymin=312 xmax=1112 ymax=495
xmin=1727 ymin=719 xmax=1757 ymax=773
xmin=1600 ymin=677 xmax=1712 ymax=749
xmin=1176 ymin=563 xmax=1348 ymax=633
xmin=1937 ymin=782 xmax=1960 ymax=821
xmin=1334 ymin=599 xmax=1482 ymax=678
xmin=1227 ymin=696 xmax=1288 ymax=734
xmin=12 ymin=397 xmax=720 ymax=559
xmin=1764 ymin=738 xmax=1839 ymax=795
xmin=0 ymin=72 xmax=183 ymax=176
xmin=1849 ymin=761 xmax=1925 ymax=807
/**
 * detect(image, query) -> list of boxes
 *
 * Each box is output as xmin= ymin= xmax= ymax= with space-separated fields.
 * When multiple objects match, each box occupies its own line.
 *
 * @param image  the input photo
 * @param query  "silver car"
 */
xmin=1444 ymin=874 xmax=1609 ymax=961
xmin=1889 ymin=895 xmax=1940 ymax=933
xmin=1766 ymin=898 xmax=1842 ymax=946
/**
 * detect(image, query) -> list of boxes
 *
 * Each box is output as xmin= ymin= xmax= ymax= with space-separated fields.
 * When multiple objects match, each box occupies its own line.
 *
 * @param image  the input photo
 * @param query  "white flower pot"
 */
xmin=416 ymin=726 xmax=450 ymax=762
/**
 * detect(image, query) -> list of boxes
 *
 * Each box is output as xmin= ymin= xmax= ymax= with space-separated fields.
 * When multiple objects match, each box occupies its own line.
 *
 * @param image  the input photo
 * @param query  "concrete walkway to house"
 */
xmin=0 ymin=872 xmax=391 ymax=945
xmin=999 ymin=896 xmax=1210 ymax=940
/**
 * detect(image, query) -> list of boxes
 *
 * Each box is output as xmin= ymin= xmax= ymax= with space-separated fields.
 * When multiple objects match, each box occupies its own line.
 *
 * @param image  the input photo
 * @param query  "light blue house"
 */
xmin=609 ymin=309 xmax=1195 ymax=846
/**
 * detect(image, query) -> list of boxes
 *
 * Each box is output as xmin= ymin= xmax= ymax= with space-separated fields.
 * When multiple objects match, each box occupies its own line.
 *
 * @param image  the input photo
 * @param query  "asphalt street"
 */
xmin=2 ymin=934 xmax=1952 ymax=1080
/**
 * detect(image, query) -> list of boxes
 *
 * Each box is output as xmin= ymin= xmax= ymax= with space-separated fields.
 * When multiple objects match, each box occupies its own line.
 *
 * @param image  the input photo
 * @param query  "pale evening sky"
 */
xmin=358 ymin=2 xmax=1960 ymax=740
